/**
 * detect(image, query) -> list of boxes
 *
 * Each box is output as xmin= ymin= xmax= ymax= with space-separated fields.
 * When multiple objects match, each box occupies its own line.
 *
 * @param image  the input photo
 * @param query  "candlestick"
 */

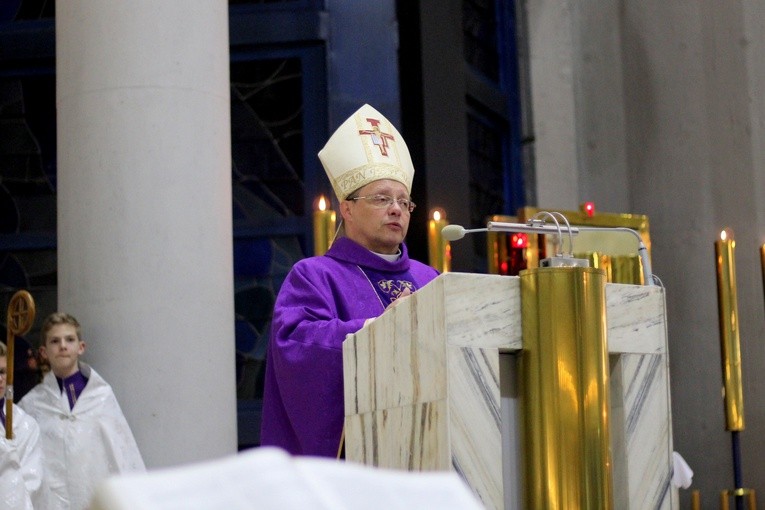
xmin=761 ymin=244 xmax=765 ymax=315
xmin=313 ymin=195 xmax=336 ymax=256
xmin=714 ymin=228 xmax=744 ymax=431
xmin=691 ymin=490 xmax=700 ymax=510
xmin=428 ymin=208 xmax=451 ymax=272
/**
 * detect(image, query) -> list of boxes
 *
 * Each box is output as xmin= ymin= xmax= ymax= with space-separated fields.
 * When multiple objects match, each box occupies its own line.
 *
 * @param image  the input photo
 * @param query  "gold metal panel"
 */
xmin=519 ymin=266 xmax=613 ymax=509
xmin=518 ymin=206 xmax=651 ymax=284
xmin=518 ymin=206 xmax=650 ymax=246
xmin=576 ymin=252 xmax=643 ymax=285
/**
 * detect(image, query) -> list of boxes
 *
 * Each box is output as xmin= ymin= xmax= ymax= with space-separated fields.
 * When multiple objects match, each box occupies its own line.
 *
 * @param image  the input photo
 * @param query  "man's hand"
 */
xmin=386 ymin=288 xmax=411 ymax=309
xmin=363 ymin=288 xmax=413 ymax=328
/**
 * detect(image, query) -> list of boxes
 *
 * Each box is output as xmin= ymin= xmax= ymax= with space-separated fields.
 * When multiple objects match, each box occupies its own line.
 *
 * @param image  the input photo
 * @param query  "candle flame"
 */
xmin=433 ymin=210 xmax=441 ymax=221
xmin=318 ymin=196 xmax=328 ymax=212
xmin=720 ymin=228 xmax=734 ymax=241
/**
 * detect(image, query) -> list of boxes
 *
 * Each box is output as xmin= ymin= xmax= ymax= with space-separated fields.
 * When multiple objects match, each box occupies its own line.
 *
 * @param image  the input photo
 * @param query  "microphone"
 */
xmin=441 ymin=225 xmax=486 ymax=241
xmin=441 ymin=221 xmax=580 ymax=241
xmin=441 ymin=213 xmax=656 ymax=286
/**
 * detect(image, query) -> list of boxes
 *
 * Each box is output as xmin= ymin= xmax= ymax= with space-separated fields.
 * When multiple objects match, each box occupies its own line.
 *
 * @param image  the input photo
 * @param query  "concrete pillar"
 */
xmin=527 ymin=0 xmax=765 ymax=503
xmin=621 ymin=2 xmax=765 ymax=502
xmin=526 ymin=0 xmax=580 ymax=209
xmin=55 ymin=0 xmax=237 ymax=467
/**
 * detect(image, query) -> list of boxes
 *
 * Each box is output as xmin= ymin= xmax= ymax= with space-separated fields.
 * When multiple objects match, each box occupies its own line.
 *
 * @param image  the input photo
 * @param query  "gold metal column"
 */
xmin=519 ymin=266 xmax=613 ymax=509
xmin=715 ymin=233 xmax=744 ymax=431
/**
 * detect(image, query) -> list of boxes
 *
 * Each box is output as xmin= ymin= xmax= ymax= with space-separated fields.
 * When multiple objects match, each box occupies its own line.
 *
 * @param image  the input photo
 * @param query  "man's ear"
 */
xmin=339 ymin=200 xmax=353 ymax=223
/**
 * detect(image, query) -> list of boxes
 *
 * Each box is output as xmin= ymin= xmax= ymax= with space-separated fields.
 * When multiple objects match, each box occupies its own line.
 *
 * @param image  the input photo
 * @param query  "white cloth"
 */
xmin=671 ymin=451 xmax=693 ymax=489
xmin=0 ymin=403 xmax=47 ymax=510
xmin=19 ymin=364 xmax=145 ymax=510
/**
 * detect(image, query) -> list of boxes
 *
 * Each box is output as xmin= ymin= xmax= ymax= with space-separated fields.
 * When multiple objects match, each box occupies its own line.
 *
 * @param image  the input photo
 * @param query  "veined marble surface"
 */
xmin=343 ymin=272 xmax=676 ymax=510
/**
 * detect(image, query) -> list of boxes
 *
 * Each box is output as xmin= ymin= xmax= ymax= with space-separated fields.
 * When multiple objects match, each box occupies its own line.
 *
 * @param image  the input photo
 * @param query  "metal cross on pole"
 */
xmin=5 ymin=290 xmax=36 ymax=440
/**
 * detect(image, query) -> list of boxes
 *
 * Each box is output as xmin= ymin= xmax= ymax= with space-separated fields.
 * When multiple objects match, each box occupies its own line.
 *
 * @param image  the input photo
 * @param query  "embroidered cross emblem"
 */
xmin=378 ymin=280 xmax=414 ymax=301
xmin=359 ymin=118 xmax=395 ymax=156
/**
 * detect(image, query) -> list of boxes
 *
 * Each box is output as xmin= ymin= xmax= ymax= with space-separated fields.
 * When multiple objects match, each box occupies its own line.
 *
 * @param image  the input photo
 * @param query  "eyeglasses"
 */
xmin=348 ymin=194 xmax=416 ymax=213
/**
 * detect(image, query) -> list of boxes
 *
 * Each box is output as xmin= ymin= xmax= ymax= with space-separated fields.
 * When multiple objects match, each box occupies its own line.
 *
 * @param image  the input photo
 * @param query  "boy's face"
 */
xmin=40 ymin=323 xmax=85 ymax=378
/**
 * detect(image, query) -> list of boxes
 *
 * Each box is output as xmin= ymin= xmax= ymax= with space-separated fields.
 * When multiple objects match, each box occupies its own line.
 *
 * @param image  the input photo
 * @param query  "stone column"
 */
xmin=525 ymin=0 xmax=580 ymax=209
xmin=55 ymin=0 xmax=237 ymax=467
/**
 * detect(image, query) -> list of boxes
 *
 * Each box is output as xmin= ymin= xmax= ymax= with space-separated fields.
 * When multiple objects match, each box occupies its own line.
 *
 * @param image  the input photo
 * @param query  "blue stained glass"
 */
xmin=234 ymin=238 xmax=273 ymax=278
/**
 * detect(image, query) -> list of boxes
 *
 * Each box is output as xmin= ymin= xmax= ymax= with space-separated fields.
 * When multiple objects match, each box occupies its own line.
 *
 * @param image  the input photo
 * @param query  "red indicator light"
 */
xmin=511 ymin=233 xmax=528 ymax=248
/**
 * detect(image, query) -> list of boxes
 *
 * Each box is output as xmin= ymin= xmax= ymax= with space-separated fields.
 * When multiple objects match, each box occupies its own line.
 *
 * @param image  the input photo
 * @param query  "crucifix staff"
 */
xmin=5 ymin=290 xmax=36 ymax=440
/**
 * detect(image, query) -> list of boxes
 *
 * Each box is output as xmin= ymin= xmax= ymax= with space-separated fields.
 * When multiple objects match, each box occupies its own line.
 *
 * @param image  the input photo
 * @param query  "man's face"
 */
xmin=40 ymin=323 xmax=85 ymax=378
xmin=341 ymin=179 xmax=412 ymax=254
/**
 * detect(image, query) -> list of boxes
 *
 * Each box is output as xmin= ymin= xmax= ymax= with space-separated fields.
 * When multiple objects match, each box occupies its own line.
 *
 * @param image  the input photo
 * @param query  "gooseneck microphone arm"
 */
xmin=442 ymin=215 xmax=656 ymax=286
xmin=486 ymin=221 xmax=580 ymax=236
xmin=440 ymin=222 xmax=581 ymax=241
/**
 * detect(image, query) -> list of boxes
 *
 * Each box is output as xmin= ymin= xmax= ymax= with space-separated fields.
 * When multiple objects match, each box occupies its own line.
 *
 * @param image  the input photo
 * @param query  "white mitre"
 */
xmin=318 ymin=104 xmax=415 ymax=201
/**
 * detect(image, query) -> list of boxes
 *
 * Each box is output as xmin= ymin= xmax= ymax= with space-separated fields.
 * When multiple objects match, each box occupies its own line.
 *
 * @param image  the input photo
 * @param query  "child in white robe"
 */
xmin=19 ymin=312 xmax=145 ymax=510
xmin=0 ymin=341 xmax=47 ymax=510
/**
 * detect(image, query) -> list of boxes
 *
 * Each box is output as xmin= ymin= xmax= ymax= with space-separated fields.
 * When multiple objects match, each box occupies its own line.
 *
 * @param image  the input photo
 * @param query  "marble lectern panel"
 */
xmin=344 ymin=400 xmax=450 ymax=470
xmin=447 ymin=344 xmax=503 ymax=508
xmin=343 ymin=283 xmax=447 ymax=416
xmin=343 ymin=272 xmax=675 ymax=510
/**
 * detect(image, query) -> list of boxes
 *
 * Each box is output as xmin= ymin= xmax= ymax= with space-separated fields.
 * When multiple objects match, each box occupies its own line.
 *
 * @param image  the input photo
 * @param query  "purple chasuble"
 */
xmin=260 ymin=237 xmax=439 ymax=457
xmin=56 ymin=370 xmax=89 ymax=410
xmin=0 ymin=398 xmax=4 ymax=424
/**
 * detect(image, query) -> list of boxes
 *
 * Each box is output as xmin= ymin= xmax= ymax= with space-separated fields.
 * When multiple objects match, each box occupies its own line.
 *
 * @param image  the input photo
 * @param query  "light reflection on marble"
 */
xmin=343 ymin=272 xmax=676 ymax=510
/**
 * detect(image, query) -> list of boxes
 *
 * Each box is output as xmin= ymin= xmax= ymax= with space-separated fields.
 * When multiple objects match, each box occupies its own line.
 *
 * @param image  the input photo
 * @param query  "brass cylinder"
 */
xmin=715 ymin=237 xmax=745 ymax=431
xmin=721 ymin=488 xmax=757 ymax=510
xmin=691 ymin=490 xmax=700 ymax=510
xmin=578 ymin=252 xmax=612 ymax=282
xmin=520 ymin=266 xmax=613 ymax=509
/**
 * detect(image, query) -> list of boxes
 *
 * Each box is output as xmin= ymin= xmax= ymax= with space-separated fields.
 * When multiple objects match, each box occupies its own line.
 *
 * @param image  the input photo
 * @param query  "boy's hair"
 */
xmin=40 ymin=312 xmax=82 ymax=345
xmin=0 ymin=341 xmax=5 ymax=356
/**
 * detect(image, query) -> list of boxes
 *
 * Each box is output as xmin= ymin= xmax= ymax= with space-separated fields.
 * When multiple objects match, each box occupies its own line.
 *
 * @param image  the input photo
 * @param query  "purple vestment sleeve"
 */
xmin=260 ymin=237 xmax=439 ymax=457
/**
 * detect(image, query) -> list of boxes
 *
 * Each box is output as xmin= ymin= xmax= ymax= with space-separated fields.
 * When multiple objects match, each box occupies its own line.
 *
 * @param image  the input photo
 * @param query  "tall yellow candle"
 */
xmin=428 ymin=208 xmax=451 ymax=272
xmin=761 ymin=243 xmax=765 ymax=313
xmin=313 ymin=195 xmax=336 ymax=256
xmin=714 ymin=228 xmax=745 ymax=431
